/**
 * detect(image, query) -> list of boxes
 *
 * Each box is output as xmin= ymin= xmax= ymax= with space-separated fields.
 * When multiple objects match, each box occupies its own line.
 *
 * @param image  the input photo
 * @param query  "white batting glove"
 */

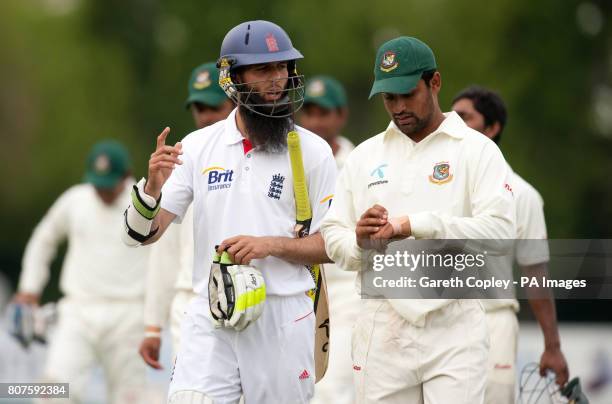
xmin=208 ymin=252 xmax=266 ymax=331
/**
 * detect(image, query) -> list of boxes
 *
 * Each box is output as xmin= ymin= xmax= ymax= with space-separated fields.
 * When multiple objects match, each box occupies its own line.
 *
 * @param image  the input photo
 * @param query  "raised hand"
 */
xmin=144 ymin=127 xmax=182 ymax=199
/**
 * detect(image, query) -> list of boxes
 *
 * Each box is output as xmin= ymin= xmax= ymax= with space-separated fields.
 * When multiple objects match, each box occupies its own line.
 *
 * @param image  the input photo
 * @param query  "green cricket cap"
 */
xmin=84 ymin=140 xmax=130 ymax=189
xmin=185 ymin=62 xmax=227 ymax=108
xmin=369 ymin=36 xmax=437 ymax=99
xmin=304 ymin=75 xmax=347 ymax=109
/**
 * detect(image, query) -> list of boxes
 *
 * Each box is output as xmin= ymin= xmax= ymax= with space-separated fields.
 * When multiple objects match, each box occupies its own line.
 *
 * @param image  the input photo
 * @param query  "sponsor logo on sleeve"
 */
xmin=319 ymin=194 xmax=333 ymax=208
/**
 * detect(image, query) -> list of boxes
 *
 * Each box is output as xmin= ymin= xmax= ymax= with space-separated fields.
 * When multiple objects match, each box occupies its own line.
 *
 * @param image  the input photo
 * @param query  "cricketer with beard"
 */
xmin=122 ymin=20 xmax=336 ymax=404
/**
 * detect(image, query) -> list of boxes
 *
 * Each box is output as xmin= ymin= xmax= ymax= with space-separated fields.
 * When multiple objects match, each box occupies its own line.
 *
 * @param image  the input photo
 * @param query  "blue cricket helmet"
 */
xmin=219 ymin=20 xmax=303 ymax=68
xmin=217 ymin=20 xmax=305 ymax=118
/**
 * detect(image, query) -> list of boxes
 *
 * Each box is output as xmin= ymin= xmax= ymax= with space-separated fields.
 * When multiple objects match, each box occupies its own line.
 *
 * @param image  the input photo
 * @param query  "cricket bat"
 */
xmin=287 ymin=131 xmax=330 ymax=383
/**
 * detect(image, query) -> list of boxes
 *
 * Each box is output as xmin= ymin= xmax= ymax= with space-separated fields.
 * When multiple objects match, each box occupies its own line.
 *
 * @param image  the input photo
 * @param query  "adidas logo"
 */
xmin=299 ymin=369 xmax=310 ymax=380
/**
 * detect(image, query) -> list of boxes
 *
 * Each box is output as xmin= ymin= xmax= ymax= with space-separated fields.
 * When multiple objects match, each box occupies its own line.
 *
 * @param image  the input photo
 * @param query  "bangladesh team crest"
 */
xmin=428 ymin=161 xmax=453 ymax=185
xmin=194 ymin=70 xmax=211 ymax=90
xmin=94 ymin=154 xmax=111 ymax=174
xmin=306 ymin=80 xmax=325 ymax=97
xmin=380 ymin=51 xmax=398 ymax=72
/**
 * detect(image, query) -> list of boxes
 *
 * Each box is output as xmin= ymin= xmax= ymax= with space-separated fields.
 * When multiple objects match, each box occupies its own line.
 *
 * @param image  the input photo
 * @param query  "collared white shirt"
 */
xmin=334 ymin=135 xmax=355 ymax=171
xmin=144 ymin=205 xmax=194 ymax=327
xmin=483 ymin=167 xmax=550 ymax=313
xmin=512 ymin=170 xmax=549 ymax=264
xmin=320 ymin=112 xmax=515 ymax=322
xmin=161 ymin=108 xmax=337 ymax=296
xmin=19 ymin=179 xmax=149 ymax=300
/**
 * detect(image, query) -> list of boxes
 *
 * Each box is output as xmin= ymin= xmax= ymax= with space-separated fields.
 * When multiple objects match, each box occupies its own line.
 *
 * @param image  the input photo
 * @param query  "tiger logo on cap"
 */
xmin=306 ymin=80 xmax=325 ymax=97
xmin=380 ymin=51 xmax=398 ymax=72
xmin=194 ymin=70 xmax=211 ymax=90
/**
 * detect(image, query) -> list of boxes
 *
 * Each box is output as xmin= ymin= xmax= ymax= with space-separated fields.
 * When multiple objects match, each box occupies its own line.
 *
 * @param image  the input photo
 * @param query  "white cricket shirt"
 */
xmin=512 ymin=170 xmax=549 ymax=264
xmin=144 ymin=205 xmax=194 ymax=327
xmin=161 ymin=108 xmax=337 ymax=296
xmin=19 ymin=180 xmax=149 ymax=300
xmin=334 ymin=136 xmax=355 ymax=171
xmin=321 ymin=112 xmax=516 ymax=323
xmin=483 ymin=168 xmax=550 ymax=312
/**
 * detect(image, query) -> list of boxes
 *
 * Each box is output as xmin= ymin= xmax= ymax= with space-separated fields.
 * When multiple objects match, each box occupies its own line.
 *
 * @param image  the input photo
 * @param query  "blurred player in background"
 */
xmin=299 ymin=75 xmax=354 ymax=169
xmin=452 ymin=86 xmax=569 ymax=404
xmin=299 ymin=75 xmax=357 ymax=404
xmin=139 ymin=62 xmax=233 ymax=369
xmin=13 ymin=140 xmax=149 ymax=403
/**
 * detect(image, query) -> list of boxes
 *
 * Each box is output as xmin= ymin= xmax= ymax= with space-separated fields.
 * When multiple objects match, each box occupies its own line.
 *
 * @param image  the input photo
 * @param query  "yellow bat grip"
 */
xmin=287 ymin=131 xmax=312 ymax=222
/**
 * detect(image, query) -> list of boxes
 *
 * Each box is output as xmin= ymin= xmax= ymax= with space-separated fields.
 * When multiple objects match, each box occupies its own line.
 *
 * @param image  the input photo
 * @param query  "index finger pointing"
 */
xmin=156 ymin=127 xmax=171 ymax=149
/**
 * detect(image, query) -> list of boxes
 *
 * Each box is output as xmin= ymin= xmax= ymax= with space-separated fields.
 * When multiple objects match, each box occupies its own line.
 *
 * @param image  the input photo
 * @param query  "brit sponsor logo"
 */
xmin=203 ymin=166 xmax=234 ymax=191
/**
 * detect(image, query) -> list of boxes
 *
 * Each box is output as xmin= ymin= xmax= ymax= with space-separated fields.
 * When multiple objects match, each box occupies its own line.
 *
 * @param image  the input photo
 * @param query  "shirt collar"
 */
xmin=384 ymin=111 xmax=466 ymax=142
xmin=223 ymin=108 xmax=245 ymax=145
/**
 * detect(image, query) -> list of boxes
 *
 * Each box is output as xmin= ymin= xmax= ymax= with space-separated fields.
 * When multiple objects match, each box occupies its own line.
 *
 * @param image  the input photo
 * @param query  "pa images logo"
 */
xmin=428 ymin=161 xmax=453 ymax=185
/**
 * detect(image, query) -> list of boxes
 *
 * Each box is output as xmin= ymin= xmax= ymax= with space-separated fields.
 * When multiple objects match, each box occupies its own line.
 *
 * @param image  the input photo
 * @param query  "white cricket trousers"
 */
xmin=352 ymin=299 xmax=489 ymax=404
xmin=168 ymin=293 xmax=315 ymax=404
xmin=37 ymin=298 xmax=146 ymax=404
xmin=169 ymin=289 xmax=198 ymax=357
xmin=484 ymin=307 xmax=519 ymax=404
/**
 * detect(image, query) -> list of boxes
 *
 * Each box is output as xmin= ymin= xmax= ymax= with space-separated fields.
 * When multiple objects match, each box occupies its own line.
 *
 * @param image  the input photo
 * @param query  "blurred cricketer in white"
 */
xmin=14 ymin=141 xmax=149 ymax=404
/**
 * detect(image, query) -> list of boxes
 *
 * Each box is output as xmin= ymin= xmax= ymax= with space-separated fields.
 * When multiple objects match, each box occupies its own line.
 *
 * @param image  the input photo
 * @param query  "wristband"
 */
xmin=388 ymin=216 xmax=409 ymax=237
xmin=144 ymin=330 xmax=161 ymax=339
xmin=122 ymin=178 xmax=161 ymax=246
xmin=132 ymin=178 xmax=161 ymax=219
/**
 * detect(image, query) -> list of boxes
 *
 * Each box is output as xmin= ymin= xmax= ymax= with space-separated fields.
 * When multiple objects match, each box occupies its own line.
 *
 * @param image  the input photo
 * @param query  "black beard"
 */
xmin=395 ymin=91 xmax=435 ymax=137
xmin=239 ymin=96 xmax=293 ymax=153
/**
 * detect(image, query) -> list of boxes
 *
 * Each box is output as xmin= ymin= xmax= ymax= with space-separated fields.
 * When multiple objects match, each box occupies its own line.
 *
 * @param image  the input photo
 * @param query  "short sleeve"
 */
xmin=161 ymin=149 xmax=194 ymax=223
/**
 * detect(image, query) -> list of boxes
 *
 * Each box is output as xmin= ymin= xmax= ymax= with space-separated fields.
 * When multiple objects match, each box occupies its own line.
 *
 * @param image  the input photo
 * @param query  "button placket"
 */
xmin=401 ymin=147 xmax=417 ymax=195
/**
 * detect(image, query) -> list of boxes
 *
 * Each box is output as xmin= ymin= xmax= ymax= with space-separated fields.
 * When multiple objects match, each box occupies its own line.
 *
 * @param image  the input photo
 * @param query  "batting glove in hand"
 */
xmin=208 ymin=251 xmax=266 ymax=331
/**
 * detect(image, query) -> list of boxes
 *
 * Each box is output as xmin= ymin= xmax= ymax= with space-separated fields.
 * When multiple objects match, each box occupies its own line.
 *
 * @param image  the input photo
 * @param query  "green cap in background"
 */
xmin=304 ymin=75 xmax=348 ymax=109
xmin=369 ymin=36 xmax=437 ymax=99
xmin=185 ymin=62 xmax=228 ymax=109
xmin=84 ymin=140 xmax=130 ymax=189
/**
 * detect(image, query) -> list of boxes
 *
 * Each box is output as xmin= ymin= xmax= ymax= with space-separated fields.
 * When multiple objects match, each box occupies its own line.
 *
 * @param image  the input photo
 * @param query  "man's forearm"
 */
xmin=269 ymin=233 xmax=332 ymax=265
xmin=528 ymin=296 xmax=561 ymax=349
xmin=523 ymin=263 xmax=561 ymax=349
xmin=142 ymin=209 xmax=176 ymax=245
